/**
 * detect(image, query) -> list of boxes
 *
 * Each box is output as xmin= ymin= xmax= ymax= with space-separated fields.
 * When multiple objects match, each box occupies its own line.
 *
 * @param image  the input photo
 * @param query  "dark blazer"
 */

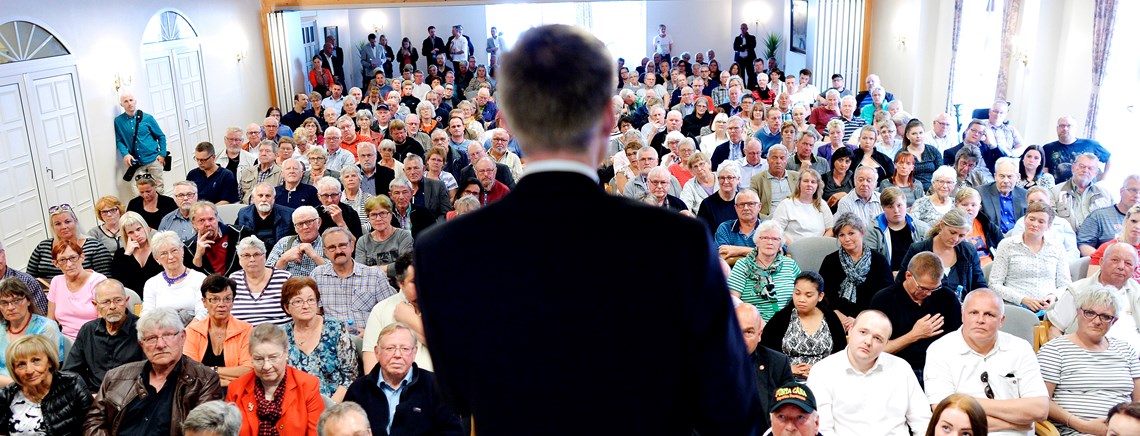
xmin=761 ymin=303 xmax=847 ymax=357
xmin=390 ymin=205 xmax=437 ymax=240
xmin=235 ymin=203 xmax=296 ymax=252
xmin=458 ymin=163 xmax=516 ymax=189
xmin=418 ymin=177 xmax=454 ymax=220
xmin=851 ymin=148 xmax=896 ymax=181
xmin=748 ymin=347 xmax=793 ymax=433
xmin=819 ymin=249 xmax=894 ymax=317
xmin=415 ymin=171 xmax=761 ymax=435
xmin=894 ymin=238 xmax=988 ymax=293
xmin=368 ymin=165 xmax=396 ymax=197
xmin=733 ymin=33 xmax=757 ymax=63
xmin=978 ymin=182 xmax=1027 ymax=233
xmin=710 ymin=140 xmax=744 ymax=173
xmin=344 ymin=364 xmax=465 ymax=436
xmin=184 ymin=224 xmax=249 ymax=276
xmin=422 ymin=36 xmax=446 ymax=63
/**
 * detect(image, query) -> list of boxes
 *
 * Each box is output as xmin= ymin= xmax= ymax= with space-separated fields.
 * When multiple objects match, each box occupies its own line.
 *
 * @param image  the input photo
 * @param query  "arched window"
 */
xmin=0 ymin=21 xmax=70 ymax=64
xmin=142 ymin=10 xmax=198 ymax=44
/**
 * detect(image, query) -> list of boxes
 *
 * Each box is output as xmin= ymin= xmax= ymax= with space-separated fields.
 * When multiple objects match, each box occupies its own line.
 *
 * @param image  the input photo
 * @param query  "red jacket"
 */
xmin=226 ymin=366 xmax=325 ymax=436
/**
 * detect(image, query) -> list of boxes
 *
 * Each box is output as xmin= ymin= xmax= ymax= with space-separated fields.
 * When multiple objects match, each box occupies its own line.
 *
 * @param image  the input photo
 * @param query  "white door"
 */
xmin=0 ymin=82 xmax=48 ymax=268
xmin=144 ymin=46 xmax=211 ymax=186
xmin=145 ymin=54 xmax=187 ymax=179
xmin=26 ymin=70 xmax=98 ymax=228
xmin=174 ymin=49 xmax=211 ymax=151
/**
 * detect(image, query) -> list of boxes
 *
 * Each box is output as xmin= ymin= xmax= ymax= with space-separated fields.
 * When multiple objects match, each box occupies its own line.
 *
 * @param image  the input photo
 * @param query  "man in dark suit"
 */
xmin=736 ymin=302 xmax=793 ymax=433
xmin=422 ymin=26 xmax=446 ymax=68
xmin=734 ymin=23 xmax=758 ymax=88
xmin=979 ymin=157 xmax=1028 ymax=234
xmin=319 ymin=36 xmax=345 ymax=86
xmin=403 ymin=155 xmax=453 ymax=220
xmin=415 ymin=24 xmax=761 ymax=435
xmin=235 ymin=183 xmax=296 ymax=252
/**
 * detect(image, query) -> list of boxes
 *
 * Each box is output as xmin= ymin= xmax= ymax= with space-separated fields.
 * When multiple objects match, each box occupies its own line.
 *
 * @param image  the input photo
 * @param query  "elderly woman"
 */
xmin=47 ymin=239 xmax=105 ymax=340
xmin=680 ymin=152 xmax=716 ymax=213
xmin=699 ymin=113 xmax=730 ymax=154
xmin=416 ymin=101 xmax=438 ymax=135
xmin=378 ymin=139 xmax=404 ymax=175
xmin=955 ymin=146 xmax=994 ymax=189
xmin=281 ymin=277 xmax=358 ymax=402
xmin=424 ymin=146 xmax=458 ymax=199
xmin=760 ymin=272 xmax=846 ymax=381
xmin=182 ymin=401 xmax=243 ymax=436
xmin=955 ymin=187 xmax=1003 ymax=267
xmin=820 ymin=213 xmax=894 ymax=329
xmin=866 ymin=187 xmax=933 ymax=273
xmin=26 ymin=204 xmax=113 ymax=282
xmin=230 ymin=237 xmax=291 ymax=327
xmin=111 ymin=211 xmax=162 ymax=296
xmin=142 ymin=230 xmax=207 ymax=322
xmin=1039 ymin=288 xmax=1140 ymax=436
xmin=184 ymin=274 xmax=253 ymax=388
xmin=895 ymin=208 xmax=988 ymax=297
xmin=88 ymin=196 xmax=125 ymax=253
xmin=852 ymin=125 xmax=895 ymax=182
xmin=451 ymin=196 xmax=481 ymax=219
xmin=667 ymin=137 xmax=698 ymax=186
xmin=226 ymin=323 xmax=324 ymax=435
xmin=990 ymin=203 xmax=1071 ymax=311
xmin=356 ymin=196 xmax=414 ymax=273
xmin=911 ymin=165 xmax=959 ymax=228
xmin=880 ymin=150 xmax=925 ymax=207
xmin=340 ymin=166 xmax=374 ymax=234
xmin=874 ymin=117 xmax=903 ymax=159
xmin=1089 ymin=204 xmax=1140 ymax=280
xmin=1018 ymin=144 xmax=1055 ymax=190
xmin=355 ymin=110 xmax=380 ymax=143
xmin=727 ymin=221 xmax=803 ymax=320
xmin=772 ymin=168 xmax=835 ymax=244
xmin=682 ymin=98 xmax=712 ymax=139
xmin=300 ymin=147 xmax=339 ymax=186
xmin=822 ymin=146 xmax=855 ymax=211
xmin=0 ymin=335 xmax=90 ymax=434
xmin=0 ymin=279 xmax=62 ymax=387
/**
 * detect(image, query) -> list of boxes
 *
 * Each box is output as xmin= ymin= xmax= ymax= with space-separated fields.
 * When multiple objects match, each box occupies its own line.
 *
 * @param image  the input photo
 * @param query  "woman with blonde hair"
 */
xmin=771 ymin=168 xmax=835 ymax=244
xmin=0 ymin=335 xmax=91 ymax=434
xmin=111 ymin=211 xmax=161 ymax=295
xmin=894 ymin=208 xmax=988 ymax=297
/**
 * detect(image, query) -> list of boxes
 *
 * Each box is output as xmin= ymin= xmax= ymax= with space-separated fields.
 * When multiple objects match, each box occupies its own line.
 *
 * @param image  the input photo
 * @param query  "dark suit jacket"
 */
xmin=389 ymin=205 xmax=437 ymax=240
xmin=367 ymin=165 xmax=396 ymax=197
xmin=235 ymin=204 xmax=296 ymax=252
xmin=733 ymin=33 xmax=757 ymax=62
xmin=415 ymin=171 xmax=762 ymax=435
xmin=422 ymin=36 xmax=446 ymax=62
xmin=458 ymin=163 xmax=516 ymax=189
xmin=979 ymin=183 xmax=1027 ymax=232
xmin=747 ymin=347 xmax=794 ymax=433
xmin=710 ymin=140 xmax=744 ymax=173
xmin=419 ymin=177 xmax=453 ymax=220
xmin=184 ymin=224 xmax=249 ymax=276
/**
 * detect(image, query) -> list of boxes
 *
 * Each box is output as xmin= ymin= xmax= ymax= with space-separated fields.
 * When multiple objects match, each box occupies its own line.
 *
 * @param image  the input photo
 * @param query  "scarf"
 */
xmin=255 ymin=375 xmax=287 ymax=436
xmin=839 ymin=246 xmax=872 ymax=303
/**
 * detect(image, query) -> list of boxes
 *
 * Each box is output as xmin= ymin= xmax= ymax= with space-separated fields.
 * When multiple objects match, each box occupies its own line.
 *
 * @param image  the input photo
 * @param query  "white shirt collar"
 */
xmin=522 ymin=159 xmax=599 ymax=183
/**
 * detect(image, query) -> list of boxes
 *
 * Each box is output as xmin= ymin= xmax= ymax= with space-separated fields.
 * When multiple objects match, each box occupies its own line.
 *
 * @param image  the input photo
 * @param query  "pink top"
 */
xmin=48 ymin=271 xmax=106 ymax=339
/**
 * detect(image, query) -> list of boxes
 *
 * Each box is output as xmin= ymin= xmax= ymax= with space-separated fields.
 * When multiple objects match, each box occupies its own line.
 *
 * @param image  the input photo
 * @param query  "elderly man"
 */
xmin=623 ymin=146 xmax=683 ymax=201
xmin=807 ymin=310 xmax=930 ymax=436
xmin=473 ymin=157 xmax=510 ymax=205
xmin=787 ymin=131 xmax=829 ymax=175
xmin=719 ymin=86 xmax=744 ymax=117
xmin=1044 ymin=116 xmax=1112 ymax=183
xmin=642 ymin=166 xmax=689 ymax=214
xmin=981 ymin=101 xmax=1025 ymax=158
xmin=215 ymin=127 xmax=256 ymax=179
xmin=1049 ymin=242 xmax=1140 ymax=348
xmin=870 ymin=252 xmax=963 ymax=375
xmin=182 ymin=401 xmax=242 ymax=436
xmin=925 ymin=113 xmax=956 ymax=153
xmin=1080 ymin=175 xmax=1140 ymax=256
xmin=836 ymin=95 xmax=866 ymax=144
xmin=388 ymin=177 xmax=436 ymax=239
xmin=318 ymin=402 xmax=373 ymax=436
xmin=115 ymin=91 xmax=168 ymax=191
xmin=237 ymin=140 xmax=282 ymax=203
xmin=712 ymin=117 xmax=748 ymax=173
xmin=944 ymin=120 xmax=1005 ymax=175
xmin=766 ymin=383 xmax=822 ymax=436
xmin=323 ymin=126 xmax=355 ymax=173
xmin=0 ymin=240 xmax=48 ymax=313
xmin=488 ymin=128 xmax=523 ymax=180
xmin=979 ymin=157 xmax=1028 ymax=234
xmin=336 ymin=116 xmax=363 ymax=158
xmin=1053 ymin=153 xmax=1113 ymax=231
xmin=362 ymin=253 xmax=430 ymax=374
xmin=749 ymin=144 xmax=800 ymax=219
xmin=236 ymin=183 xmax=295 ymax=252
xmin=716 ymin=189 xmax=762 ymax=259
xmin=267 ymin=206 xmax=328 ymax=277
xmin=312 ymin=227 xmax=395 ymax=333
xmin=924 ymin=289 xmax=1049 ymax=436
xmin=403 ymin=155 xmax=453 ymax=220
xmin=344 ymin=323 xmax=464 ymax=435
xmin=275 ymin=158 xmax=320 ymax=209
xmin=63 ymin=279 xmax=147 ymax=394
xmin=186 ymin=142 xmax=239 ymax=205
xmin=956 ymin=146 xmax=996 ymax=189
xmin=263 ymin=116 xmax=288 ymax=143
xmin=669 ymin=86 xmax=696 ymax=116
xmin=639 ymin=104 xmax=667 ymax=142
xmin=159 ymin=181 xmax=200 ymax=243
xmin=737 ymin=138 xmax=768 ymax=183
xmin=808 ymin=90 xmax=840 ymax=135
xmin=315 ymin=176 xmax=364 ymax=238
xmin=240 ymin=123 xmax=263 ymax=152
xmin=649 ymin=110 xmax=684 ymax=158
xmin=84 ymin=308 xmax=223 ymax=435
xmin=753 ymin=107 xmax=784 ymax=152
xmin=185 ymin=201 xmax=248 ymax=276
xmin=355 ymin=142 xmax=395 ymax=198
xmin=737 ymin=302 xmax=794 ymax=433
xmin=458 ymin=142 xmax=515 ymax=189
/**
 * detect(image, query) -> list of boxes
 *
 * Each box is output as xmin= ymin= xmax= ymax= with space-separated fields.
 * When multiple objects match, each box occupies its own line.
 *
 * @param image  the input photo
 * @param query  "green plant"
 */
xmin=763 ymin=32 xmax=783 ymax=60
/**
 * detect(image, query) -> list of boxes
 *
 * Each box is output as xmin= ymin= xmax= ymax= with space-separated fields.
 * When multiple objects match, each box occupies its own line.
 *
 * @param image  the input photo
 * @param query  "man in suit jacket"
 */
xmin=235 ymin=183 xmax=296 ymax=252
xmin=710 ymin=117 xmax=748 ymax=171
xmin=980 ymin=157 xmax=1028 ymax=235
xmin=422 ymin=26 xmax=447 ymax=67
xmin=457 ymin=142 xmax=516 ymax=189
xmin=415 ymin=24 xmax=761 ymax=435
xmin=403 ymin=155 xmax=452 ymax=220
xmin=733 ymin=23 xmax=758 ymax=88
xmin=736 ymin=302 xmax=794 ymax=433
xmin=749 ymin=145 xmax=801 ymax=219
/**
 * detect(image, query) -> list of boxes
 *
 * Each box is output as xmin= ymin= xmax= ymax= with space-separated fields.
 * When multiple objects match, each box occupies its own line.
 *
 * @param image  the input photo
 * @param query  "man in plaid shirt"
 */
xmin=311 ymin=226 xmax=396 ymax=335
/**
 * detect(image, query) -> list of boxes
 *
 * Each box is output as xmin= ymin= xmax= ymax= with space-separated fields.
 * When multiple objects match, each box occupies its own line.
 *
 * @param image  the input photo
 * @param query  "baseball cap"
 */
xmin=375 ymin=102 xmax=390 ymax=111
xmin=770 ymin=382 xmax=816 ymax=414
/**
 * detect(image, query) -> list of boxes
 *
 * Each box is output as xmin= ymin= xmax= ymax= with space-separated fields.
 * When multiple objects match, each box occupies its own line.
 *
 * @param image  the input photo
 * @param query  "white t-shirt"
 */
xmin=142 ymin=269 xmax=208 ymax=321
xmin=771 ymin=198 xmax=835 ymax=244
xmin=653 ymin=34 xmax=673 ymax=55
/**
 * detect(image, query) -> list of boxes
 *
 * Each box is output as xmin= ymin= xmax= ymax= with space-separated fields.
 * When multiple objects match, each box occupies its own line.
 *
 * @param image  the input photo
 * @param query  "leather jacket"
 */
xmin=0 ymin=370 xmax=91 ymax=435
xmin=83 ymin=356 xmax=222 ymax=436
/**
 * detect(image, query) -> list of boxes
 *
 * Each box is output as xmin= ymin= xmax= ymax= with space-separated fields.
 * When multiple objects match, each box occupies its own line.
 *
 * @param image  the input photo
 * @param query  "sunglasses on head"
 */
xmin=134 ymin=173 xmax=153 ymax=181
xmin=48 ymin=204 xmax=73 ymax=214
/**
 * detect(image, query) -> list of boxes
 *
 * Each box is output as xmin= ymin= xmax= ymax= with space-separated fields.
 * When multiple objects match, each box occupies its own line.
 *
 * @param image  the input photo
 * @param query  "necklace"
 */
xmin=7 ymin=316 xmax=30 ymax=335
xmin=163 ymin=269 xmax=189 ymax=286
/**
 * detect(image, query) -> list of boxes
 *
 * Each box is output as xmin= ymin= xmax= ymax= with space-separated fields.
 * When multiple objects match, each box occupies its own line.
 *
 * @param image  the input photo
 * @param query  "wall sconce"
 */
xmin=113 ymin=72 xmax=132 ymax=92
xmin=236 ymin=51 xmax=247 ymax=63
xmin=896 ymin=35 xmax=908 ymax=49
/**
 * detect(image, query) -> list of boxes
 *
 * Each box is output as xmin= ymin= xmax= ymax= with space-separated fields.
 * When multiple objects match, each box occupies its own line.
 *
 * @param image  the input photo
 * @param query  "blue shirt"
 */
xmin=186 ymin=167 xmax=240 ymax=204
xmin=378 ymin=368 xmax=415 ymax=434
xmin=999 ymin=194 xmax=1016 ymax=234
xmin=275 ymin=183 xmax=320 ymax=210
xmin=754 ymin=127 xmax=782 ymax=155
xmin=114 ymin=111 xmax=167 ymax=164
xmin=715 ymin=219 xmax=758 ymax=249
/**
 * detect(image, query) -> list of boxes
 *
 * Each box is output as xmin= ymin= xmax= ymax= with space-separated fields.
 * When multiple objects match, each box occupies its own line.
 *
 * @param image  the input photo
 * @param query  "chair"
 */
xmin=216 ymin=203 xmax=244 ymax=225
xmin=1069 ymin=256 xmax=1090 ymax=281
xmin=982 ymin=262 xmax=993 ymax=283
xmin=785 ymin=236 xmax=838 ymax=273
xmin=350 ymin=334 xmax=364 ymax=371
xmin=1000 ymin=304 xmax=1040 ymax=346
xmin=125 ymin=287 xmax=143 ymax=316
xmin=1035 ymin=421 xmax=1060 ymax=436
xmin=60 ymin=336 xmax=73 ymax=364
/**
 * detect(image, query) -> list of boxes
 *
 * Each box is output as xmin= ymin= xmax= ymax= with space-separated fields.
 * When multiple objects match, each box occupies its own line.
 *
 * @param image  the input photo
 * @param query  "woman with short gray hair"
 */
xmin=142 ymin=231 xmax=207 ymax=323
xmin=819 ymin=213 xmax=893 ymax=329
xmin=301 ymin=146 xmax=340 ymax=185
xmin=378 ymin=139 xmax=404 ymax=175
xmin=726 ymin=221 xmax=802 ymax=320
xmin=182 ymin=400 xmax=243 ymax=436
xmin=231 ymin=236 xmax=292 ymax=326
xmin=695 ymin=161 xmax=742 ymax=232
xmin=340 ymin=165 xmax=374 ymax=234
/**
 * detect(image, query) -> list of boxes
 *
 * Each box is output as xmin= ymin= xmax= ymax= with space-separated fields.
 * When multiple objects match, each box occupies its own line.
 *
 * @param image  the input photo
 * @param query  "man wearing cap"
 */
xmin=765 ymin=383 xmax=822 ymax=436
xmin=737 ymin=302 xmax=794 ymax=432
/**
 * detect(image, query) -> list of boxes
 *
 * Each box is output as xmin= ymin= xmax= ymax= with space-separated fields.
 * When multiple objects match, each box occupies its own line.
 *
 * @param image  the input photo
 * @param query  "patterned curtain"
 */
xmin=1086 ymin=0 xmax=1118 ymax=138
xmin=994 ymin=0 xmax=1023 ymax=101
xmin=945 ymin=0 xmax=965 ymax=113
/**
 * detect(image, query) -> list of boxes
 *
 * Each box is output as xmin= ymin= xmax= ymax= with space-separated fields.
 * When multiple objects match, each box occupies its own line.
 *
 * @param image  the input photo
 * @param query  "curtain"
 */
xmin=266 ymin=11 xmax=294 ymax=108
xmin=1086 ymin=0 xmax=1118 ymax=138
xmin=945 ymin=0 xmax=965 ymax=114
xmin=994 ymin=0 xmax=1023 ymax=101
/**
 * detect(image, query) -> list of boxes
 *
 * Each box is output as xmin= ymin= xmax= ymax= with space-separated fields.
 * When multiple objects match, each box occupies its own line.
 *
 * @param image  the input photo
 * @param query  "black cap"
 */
xmin=375 ymin=102 xmax=390 ymax=111
xmin=770 ymin=382 xmax=816 ymax=414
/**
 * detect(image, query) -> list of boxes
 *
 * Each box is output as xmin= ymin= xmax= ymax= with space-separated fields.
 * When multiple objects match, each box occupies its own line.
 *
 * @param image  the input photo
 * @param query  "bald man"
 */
xmin=115 ymin=91 xmax=168 ymax=191
xmin=736 ymin=302 xmax=793 ymax=433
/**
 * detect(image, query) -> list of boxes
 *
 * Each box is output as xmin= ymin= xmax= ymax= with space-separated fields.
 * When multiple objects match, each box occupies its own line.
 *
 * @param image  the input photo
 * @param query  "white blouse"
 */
xmin=771 ymin=198 xmax=835 ymax=244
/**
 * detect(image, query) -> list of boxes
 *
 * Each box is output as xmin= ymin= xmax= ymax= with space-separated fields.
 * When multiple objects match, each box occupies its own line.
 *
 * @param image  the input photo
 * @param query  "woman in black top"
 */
xmin=681 ymin=99 xmax=712 ymax=139
xmin=111 ymin=212 xmax=162 ymax=295
xmin=851 ymin=125 xmax=895 ymax=182
xmin=819 ymin=212 xmax=894 ymax=330
xmin=760 ymin=271 xmax=846 ymax=381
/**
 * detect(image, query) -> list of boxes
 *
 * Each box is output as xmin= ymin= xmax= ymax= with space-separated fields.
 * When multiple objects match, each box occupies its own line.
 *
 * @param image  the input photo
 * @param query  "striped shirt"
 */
xmin=25 ymin=238 xmax=113 ymax=280
xmin=311 ymin=261 xmax=396 ymax=327
xmin=1039 ymin=336 xmax=1140 ymax=436
xmin=266 ymin=235 xmax=326 ymax=277
xmin=230 ymin=267 xmax=292 ymax=326
xmin=727 ymin=254 xmax=801 ymax=320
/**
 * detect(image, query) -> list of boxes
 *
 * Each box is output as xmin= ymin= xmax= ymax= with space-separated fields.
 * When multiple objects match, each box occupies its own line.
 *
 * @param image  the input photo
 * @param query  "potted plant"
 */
xmin=763 ymin=32 xmax=783 ymax=61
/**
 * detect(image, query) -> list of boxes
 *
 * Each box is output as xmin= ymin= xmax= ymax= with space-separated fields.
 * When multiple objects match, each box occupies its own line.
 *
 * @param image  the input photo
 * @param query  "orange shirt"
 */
xmin=966 ymin=219 xmax=992 ymax=267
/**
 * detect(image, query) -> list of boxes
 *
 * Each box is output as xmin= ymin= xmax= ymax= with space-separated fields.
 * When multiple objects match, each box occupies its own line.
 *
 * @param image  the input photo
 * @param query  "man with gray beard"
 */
xmin=61 ymin=279 xmax=147 ymax=394
xmin=236 ymin=183 xmax=296 ymax=252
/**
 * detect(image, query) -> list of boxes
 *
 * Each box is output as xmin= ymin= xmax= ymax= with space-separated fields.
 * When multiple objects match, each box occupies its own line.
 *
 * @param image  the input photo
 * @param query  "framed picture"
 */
xmin=790 ymin=0 xmax=808 ymax=54
xmin=323 ymin=26 xmax=339 ymax=47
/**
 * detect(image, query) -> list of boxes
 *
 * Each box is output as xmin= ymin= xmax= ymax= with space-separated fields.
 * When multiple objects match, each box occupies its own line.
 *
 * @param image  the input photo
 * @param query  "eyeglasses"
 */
xmin=174 ymin=192 xmax=197 ymax=199
xmin=156 ymin=248 xmax=181 ymax=258
xmin=55 ymin=255 xmax=81 ymax=265
xmin=909 ymin=276 xmax=942 ymax=293
xmin=735 ymin=201 xmax=759 ymax=208
xmin=318 ymin=193 xmax=341 ymax=199
xmin=194 ymin=155 xmax=216 ymax=164
xmin=1080 ymin=309 xmax=1118 ymax=323
xmin=96 ymin=297 xmax=127 ymax=307
xmin=980 ymin=371 xmax=995 ymax=399
xmin=134 ymin=173 xmax=154 ymax=181
xmin=368 ymin=211 xmax=392 ymax=219
xmin=289 ymin=297 xmax=318 ymax=308
xmin=0 ymin=297 xmax=26 ymax=308
xmin=99 ymin=208 xmax=120 ymax=216
xmin=718 ymin=176 xmax=739 ymax=181
xmin=206 ymin=296 xmax=234 ymax=305
xmin=47 ymin=204 xmax=72 ymax=214
xmin=325 ymin=242 xmax=352 ymax=252
xmin=141 ymin=331 xmax=180 ymax=346
xmin=238 ymin=252 xmax=264 ymax=260
xmin=381 ymin=345 xmax=415 ymax=354
xmin=295 ymin=218 xmax=319 ymax=228
xmin=252 ymin=354 xmax=284 ymax=366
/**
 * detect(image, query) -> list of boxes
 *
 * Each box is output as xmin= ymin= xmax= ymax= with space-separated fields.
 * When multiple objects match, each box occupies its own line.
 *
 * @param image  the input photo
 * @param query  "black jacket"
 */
xmin=184 ymin=224 xmax=250 ymax=276
xmin=747 ymin=347 xmax=794 ymax=433
xmin=0 ymin=370 xmax=91 ymax=435
xmin=343 ymin=364 xmax=464 ymax=436
xmin=761 ymin=303 xmax=848 ymax=359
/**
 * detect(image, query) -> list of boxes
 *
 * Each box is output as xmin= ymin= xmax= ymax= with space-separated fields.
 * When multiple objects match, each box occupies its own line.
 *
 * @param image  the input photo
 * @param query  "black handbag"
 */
xmin=121 ymin=110 xmax=144 ymax=181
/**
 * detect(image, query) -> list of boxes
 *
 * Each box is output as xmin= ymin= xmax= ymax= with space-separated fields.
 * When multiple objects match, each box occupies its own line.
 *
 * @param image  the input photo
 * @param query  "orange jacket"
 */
xmin=226 ymin=366 xmax=325 ymax=436
xmin=183 ymin=316 xmax=254 ymax=369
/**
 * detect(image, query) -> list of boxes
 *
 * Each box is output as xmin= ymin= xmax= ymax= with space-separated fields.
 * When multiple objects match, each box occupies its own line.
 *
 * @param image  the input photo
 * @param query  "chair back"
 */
xmin=216 ymin=203 xmax=245 ymax=226
xmin=785 ymin=236 xmax=838 ymax=273
xmin=1000 ymin=303 xmax=1040 ymax=346
xmin=125 ymin=287 xmax=143 ymax=315
xmin=1070 ymin=257 xmax=1090 ymax=281
xmin=982 ymin=262 xmax=993 ymax=283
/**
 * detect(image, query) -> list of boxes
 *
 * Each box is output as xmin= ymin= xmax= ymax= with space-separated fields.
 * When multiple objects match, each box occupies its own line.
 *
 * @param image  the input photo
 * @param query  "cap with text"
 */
xmin=770 ymin=382 xmax=816 ymax=413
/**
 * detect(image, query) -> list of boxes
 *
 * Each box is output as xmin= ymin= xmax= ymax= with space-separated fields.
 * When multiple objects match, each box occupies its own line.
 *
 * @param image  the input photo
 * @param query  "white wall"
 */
xmin=645 ymin=0 xmax=733 ymax=68
xmin=401 ymin=5 xmax=488 ymax=74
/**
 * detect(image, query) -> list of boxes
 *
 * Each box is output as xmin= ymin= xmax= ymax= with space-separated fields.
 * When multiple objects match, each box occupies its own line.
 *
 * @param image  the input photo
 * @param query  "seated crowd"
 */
xmin=0 ymin=21 xmax=1135 ymax=436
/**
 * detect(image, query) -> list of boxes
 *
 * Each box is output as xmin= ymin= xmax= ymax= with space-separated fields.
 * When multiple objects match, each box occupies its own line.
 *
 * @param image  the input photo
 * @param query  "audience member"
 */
xmin=186 ymin=201 xmax=248 ymax=276
xmin=0 ymin=278 xmax=61 ymax=388
xmin=47 ymin=239 xmax=105 ymax=339
xmin=0 ymin=334 xmax=91 ymax=434
xmin=1088 ymin=204 xmax=1140 ymax=280
xmin=26 ymin=204 xmax=113 ymax=282
xmin=911 ymin=165 xmax=959 ymax=228
xmin=182 ymin=400 xmax=242 ymax=436
xmin=1043 ymin=115 xmax=1112 ymax=184
xmin=301 ymin=146 xmax=341 ymax=186
xmin=388 ymin=177 xmax=436 ymax=239
xmin=737 ymin=138 xmax=768 ymax=183
xmin=229 ymin=236 xmax=292 ymax=327
xmin=771 ymin=168 xmax=834 ymax=243
xmin=235 ymin=183 xmax=295 ymax=252
xmin=341 ymin=166 xmax=374 ymax=234
xmin=142 ymin=230 xmax=207 ymax=322
xmin=925 ymin=394 xmax=989 ymax=436
xmin=767 ymin=382 xmax=823 ymax=436
xmin=880 ymin=151 xmax=925 ymax=207
xmin=760 ymin=272 xmax=846 ymax=382
xmin=404 ymin=155 xmax=454 ymax=219
xmin=711 ymin=117 xmax=748 ymax=171
xmin=357 ymin=141 xmax=396 ymax=198
xmin=787 ymin=131 xmax=829 ymax=176
xmin=314 ymin=176 xmax=364 ymax=238
xmin=749 ymin=144 xmax=799 ymax=219
xmin=872 ymin=252 xmax=964 ymax=375
xmin=312 ymin=227 xmax=396 ymax=331
xmin=276 ymin=158 xmax=320 ymax=210
xmin=715 ymin=189 xmax=761 ymax=261
xmin=280 ymin=277 xmax=359 ymax=403
xmin=186 ymin=142 xmax=239 ymax=205
xmin=990 ymin=202 xmax=1071 ymax=311
xmin=852 ymin=126 xmax=895 ymax=182
xmin=127 ymin=175 xmax=178 ymax=230
xmin=182 ymin=274 xmax=252 ymax=388
xmin=1048 ymin=242 xmax=1140 ymax=348
xmin=956 ymin=187 xmax=1003 ymax=267
xmin=980 ymin=101 xmax=1025 ymax=158
xmin=865 ymin=187 xmax=933 ymax=273
xmin=225 ymin=323 xmax=325 ymax=434
xmin=728 ymin=221 xmax=802 ymax=319
xmin=88 ymin=196 xmax=125 ymax=253
xmin=62 ymin=279 xmax=145 ymax=393
xmin=1054 ymin=152 xmax=1113 ymax=235
xmin=1079 ymin=175 xmax=1140 ymax=256
xmin=821 ymin=213 xmax=893 ymax=328
xmin=318 ymin=401 xmax=372 ymax=436
xmin=822 ymin=146 xmax=854 ymax=211
xmin=266 ymin=206 xmax=328 ymax=277
xmin=355 ymin=196 xmax=413 ymax=274
xmin=680 ymin=152 xmax=716 ymax=213
xmin=736 ymin=302 xmax=795 ymax=432
xmin=1017 ymin=144 xmax=1054 ymax=190
xmin=697 ymin=161 xmax=742 ymax=232
xmin=835 ymin=165 xmax=884 ymax=227
xmin=1008 ymin=186 xmax=1080 ymax=260
xmin=1107 ymin=401 xmax=1140 ymax=436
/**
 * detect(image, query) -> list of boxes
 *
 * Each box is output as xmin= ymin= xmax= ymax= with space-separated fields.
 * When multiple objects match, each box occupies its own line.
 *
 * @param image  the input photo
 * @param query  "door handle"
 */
xmin=45 ymin=168 xmax=53 ymax=178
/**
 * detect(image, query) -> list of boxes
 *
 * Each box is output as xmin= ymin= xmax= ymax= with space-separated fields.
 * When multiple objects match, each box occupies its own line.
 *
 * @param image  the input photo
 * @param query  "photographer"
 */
xmin=115 ymin=92 xmax=168 ymax=191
